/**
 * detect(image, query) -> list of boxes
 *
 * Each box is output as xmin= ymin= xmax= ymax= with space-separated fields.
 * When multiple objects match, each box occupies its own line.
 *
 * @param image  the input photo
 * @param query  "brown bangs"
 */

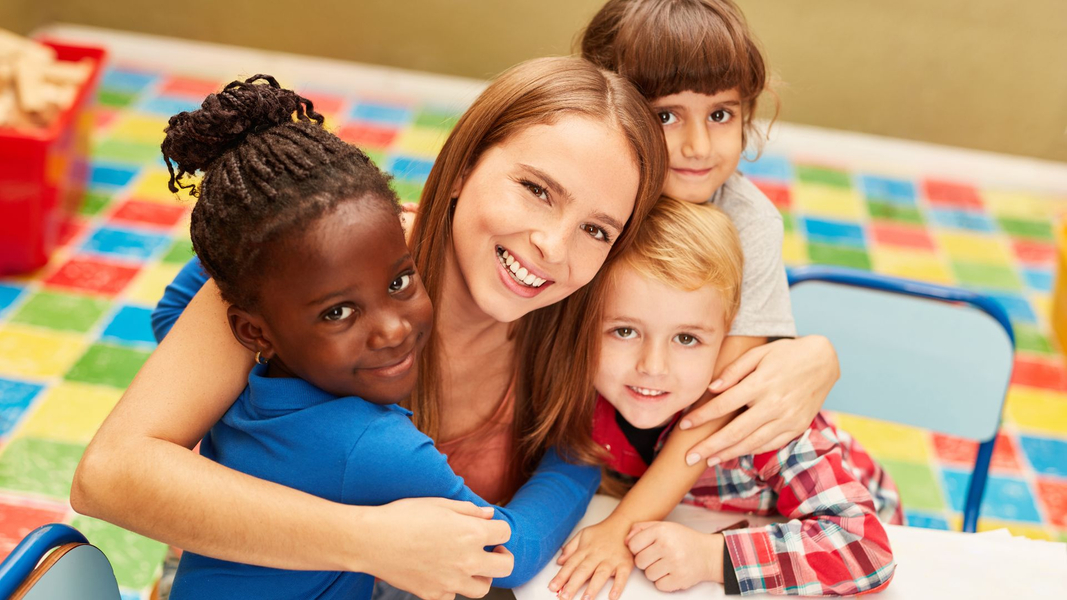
xmin=581 ymin=0 xmax=776 ymax=149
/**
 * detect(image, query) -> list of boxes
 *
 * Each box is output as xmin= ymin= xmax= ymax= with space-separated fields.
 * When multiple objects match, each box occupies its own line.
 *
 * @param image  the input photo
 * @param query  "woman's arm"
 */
xmin=679 ymin=335 xmax=839 ymax=464
xmin=71 ymin=280 xmax=512 ymax=599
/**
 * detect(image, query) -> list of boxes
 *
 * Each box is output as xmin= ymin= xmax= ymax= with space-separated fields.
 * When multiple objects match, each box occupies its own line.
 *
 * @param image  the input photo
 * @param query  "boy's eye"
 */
xmin=657 ymin=110 xmax=678 ymax=125
xmin=390 ymin=273 xmax=414 ymax=293
xmin=613 ymin=327 xmax=636 ymax=339
xmin=324 ymin=306 xmax=355 ymax=322
xmin=709 ymin=110 xmax=732 ymax=124
xmin=675 ymin=333 xmax=699 ymax=346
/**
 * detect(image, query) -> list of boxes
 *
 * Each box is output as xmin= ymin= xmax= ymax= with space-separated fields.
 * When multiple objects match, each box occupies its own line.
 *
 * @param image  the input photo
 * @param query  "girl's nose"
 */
xmin=529 ymin=221 xmax=570 ymax=265
xmin=368 ymin=311 xmax=412 ymax=350
xmin=681 ymin=120 xmax=711 ymax=159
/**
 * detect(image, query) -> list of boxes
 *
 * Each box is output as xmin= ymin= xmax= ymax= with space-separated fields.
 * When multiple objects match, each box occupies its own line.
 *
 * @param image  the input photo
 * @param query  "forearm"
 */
xmin=494 ymin=450 xmax=601 ymax=586
xmin=74 ymin=434 xmax=368 ymax=571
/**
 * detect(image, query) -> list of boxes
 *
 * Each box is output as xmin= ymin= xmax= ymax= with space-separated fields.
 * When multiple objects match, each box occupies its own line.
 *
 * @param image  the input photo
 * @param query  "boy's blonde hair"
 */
xmin=580 ymin=0 xmax=778 ymax=151
xmin=611 ymin=196 xmax=743 ymax=326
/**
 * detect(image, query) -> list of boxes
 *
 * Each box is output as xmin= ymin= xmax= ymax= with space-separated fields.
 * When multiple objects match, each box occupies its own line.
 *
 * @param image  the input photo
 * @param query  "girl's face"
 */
xmin=449 ymin=116 xmax=640 ymax=323
xmin=238 ymin=200 xmax=433 ymax=404
xmin=595 ymin=264 xmax=727 ymax=429
xmin=652 ymin=89 xmax=744 ymax=204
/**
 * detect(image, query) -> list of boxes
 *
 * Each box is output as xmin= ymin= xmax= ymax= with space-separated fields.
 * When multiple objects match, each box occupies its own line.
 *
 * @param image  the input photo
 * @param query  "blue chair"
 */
xmin=787 ymin=265 xmax=1015 ymax=533
xmin=0 ymin=523 xmax=120 ymax=599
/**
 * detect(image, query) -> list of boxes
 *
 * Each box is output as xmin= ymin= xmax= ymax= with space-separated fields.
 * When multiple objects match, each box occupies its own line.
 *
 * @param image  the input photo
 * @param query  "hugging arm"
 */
xmin=71 ymin=260 xmax=512 ymax=600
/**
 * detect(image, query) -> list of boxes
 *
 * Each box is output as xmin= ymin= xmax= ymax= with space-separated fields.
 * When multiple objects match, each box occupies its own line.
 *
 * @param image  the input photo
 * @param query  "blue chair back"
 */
xmin=788 ymin=265 xmax=1015 ymax=532
xmin=0 ymin=523 xmax=120 ymax=600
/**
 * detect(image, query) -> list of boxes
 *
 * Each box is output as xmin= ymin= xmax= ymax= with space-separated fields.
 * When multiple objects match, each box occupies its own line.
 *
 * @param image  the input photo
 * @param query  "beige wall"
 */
xmin=11 ymin=0 xmax=1067 ymax=161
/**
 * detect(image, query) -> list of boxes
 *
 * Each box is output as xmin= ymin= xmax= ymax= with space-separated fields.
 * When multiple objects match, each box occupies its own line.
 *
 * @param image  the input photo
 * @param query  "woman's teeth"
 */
xmin=628 ymin=386 xmax=667 ymax=397
xmin=498 ymin=248 xmax=547 ymax=288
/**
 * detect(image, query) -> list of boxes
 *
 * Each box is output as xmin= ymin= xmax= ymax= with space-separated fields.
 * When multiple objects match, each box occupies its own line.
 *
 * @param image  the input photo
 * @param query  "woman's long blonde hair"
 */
xmin=409 ymin=57 xmax=667 ymax=487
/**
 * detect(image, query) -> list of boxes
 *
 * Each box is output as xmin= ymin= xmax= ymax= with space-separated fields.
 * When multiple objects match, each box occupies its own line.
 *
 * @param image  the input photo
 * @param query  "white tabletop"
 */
xmin=514 ymin=496 xmax=1067 ymax=600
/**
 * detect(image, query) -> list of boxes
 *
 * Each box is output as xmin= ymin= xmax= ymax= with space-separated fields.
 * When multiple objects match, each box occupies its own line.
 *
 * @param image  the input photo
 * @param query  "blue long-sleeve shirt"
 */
xmin=156 ymin=257 xmax=600 ymax=596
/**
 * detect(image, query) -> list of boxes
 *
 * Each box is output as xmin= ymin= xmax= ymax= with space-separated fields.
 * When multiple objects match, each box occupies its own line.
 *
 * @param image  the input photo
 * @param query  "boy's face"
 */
xmin=595 ymin=265 xmax=727 ymax=429
xmin=652 ymin=89 xmax=744 ymax=204
xmin=236 ymin=200 xmax=433 ymax=404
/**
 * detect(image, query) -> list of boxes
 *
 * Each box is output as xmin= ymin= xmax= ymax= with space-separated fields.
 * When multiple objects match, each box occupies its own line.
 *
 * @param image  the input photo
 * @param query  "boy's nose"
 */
xmin=636 ymin=343 xmax=669 ymax=377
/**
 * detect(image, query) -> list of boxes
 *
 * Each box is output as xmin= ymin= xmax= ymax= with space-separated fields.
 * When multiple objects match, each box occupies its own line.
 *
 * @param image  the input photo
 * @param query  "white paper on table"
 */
xmin=513 ymin=495 xmax=1067 ymax=600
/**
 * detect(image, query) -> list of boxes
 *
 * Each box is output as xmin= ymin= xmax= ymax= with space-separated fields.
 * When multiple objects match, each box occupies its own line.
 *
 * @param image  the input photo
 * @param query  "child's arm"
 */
xmin=73 ymin=261 xmax=514 ymax=599
xmin=714 ymin=418 xmax=897 ymax=595
xmin=347 ymin=420 xmax=601 ymax=589
xmin=551 ymin=336 xmax=761 ymax=600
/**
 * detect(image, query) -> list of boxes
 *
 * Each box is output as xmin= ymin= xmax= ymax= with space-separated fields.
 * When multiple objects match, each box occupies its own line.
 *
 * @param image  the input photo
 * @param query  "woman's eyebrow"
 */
xmin=519 ymin=163 xmax=624 ymax=233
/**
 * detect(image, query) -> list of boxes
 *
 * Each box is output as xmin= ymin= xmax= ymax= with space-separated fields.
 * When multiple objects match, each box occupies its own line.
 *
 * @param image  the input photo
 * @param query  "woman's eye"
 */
xmin=657 ymin=110 xmax=678 ymax=125
xmin=710 ymin=110 xmax=732 ymax=124
xmin=582 ymin=223 xmax=607 ymax=242
xmin=523 ymin=180 xmax=548 ymax=201
xmin=614 ymin=327 xmax=636 ymax=339
xmin=675 ymin=333 xmax=699 ymax=346
xmin=324 ymin=306 xmax=355 ymax=322
xmin=390 ymin=273 xmax=414 ymax=293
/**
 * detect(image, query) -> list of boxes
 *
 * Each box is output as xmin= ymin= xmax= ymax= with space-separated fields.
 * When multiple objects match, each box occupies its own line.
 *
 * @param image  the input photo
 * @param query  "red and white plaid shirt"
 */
xmin=593 ymin=396 xmax=902 ymax=596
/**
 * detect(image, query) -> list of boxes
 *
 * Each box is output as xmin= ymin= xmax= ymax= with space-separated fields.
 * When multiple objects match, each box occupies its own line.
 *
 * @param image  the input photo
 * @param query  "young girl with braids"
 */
xmin=159 ymin=75 xmax=599 ymax=599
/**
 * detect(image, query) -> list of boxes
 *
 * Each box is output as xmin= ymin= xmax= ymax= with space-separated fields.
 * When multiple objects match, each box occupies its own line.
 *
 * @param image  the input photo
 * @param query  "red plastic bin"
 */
xmin=0 ymin=40 xmax=107 ymax=275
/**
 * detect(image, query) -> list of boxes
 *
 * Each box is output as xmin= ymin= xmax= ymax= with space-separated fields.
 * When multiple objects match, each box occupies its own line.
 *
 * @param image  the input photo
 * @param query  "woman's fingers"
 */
xmin=642 ymin=556 xmax=669 ymax=583
xmin=560 ymin=560 xmax=599 ymax=600
xmin=583 ymin=565 xmax=614 ymax=600
xmin=475 ymin=546 xmax=513 ymax=579
xmin=625 ymin=526 xmax=658 ymax=557
xmin=625 ymin=521 xmax=653 ymax=544
xmin=608 ymin=564 xmax=632 ymax=600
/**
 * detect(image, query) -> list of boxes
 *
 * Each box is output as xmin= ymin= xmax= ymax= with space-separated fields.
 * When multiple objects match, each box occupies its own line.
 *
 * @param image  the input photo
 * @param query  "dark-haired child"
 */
xmin=161 ymin=75 xmax=594 ymax=600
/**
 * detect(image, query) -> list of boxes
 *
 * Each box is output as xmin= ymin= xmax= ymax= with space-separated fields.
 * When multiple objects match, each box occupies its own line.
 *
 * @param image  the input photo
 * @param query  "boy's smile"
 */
xmin=232 ymin=200 xmax=433 ymax=404
xmin=652 ymin=89 xmax=744 ymax=204
xmin=595 ymin=264 xmax=728 ymax=429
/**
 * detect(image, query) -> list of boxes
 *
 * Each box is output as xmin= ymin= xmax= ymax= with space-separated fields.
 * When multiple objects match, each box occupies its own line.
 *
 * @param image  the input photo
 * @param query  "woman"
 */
xmin=72 ymin=57 xmax=835 ymax=599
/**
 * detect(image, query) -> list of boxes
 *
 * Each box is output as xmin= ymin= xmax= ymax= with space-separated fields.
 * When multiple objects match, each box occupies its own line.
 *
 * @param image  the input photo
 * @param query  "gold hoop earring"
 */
xmin=255 ymin=352 xmax=268 ymax=365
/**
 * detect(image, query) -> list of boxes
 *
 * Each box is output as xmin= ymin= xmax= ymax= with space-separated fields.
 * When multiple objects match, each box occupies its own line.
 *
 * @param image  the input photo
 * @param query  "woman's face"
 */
xmin=450 ymin=116 xmax=640 ymax=323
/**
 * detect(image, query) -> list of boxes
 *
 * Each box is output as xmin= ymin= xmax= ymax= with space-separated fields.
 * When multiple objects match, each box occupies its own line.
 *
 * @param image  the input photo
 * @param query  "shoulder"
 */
xmin=710 ymin=172 xmax=783 ymax=232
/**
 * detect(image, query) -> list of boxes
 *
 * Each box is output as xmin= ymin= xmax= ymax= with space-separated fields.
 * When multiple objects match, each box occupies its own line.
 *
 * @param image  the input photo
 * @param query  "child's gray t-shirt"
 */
xmin=707 ymin=172 xmax=797 ymax=338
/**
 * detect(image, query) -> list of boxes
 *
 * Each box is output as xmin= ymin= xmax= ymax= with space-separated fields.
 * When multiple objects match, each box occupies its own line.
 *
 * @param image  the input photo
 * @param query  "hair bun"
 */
xmin=161 ymin=74 xmax=323 ymax=193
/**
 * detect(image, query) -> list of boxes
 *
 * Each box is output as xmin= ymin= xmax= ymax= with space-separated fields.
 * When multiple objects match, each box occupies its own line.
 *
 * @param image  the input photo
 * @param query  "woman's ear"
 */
xmin=449 ymin=172 xmax=467 ymax=199
xmin=227 ymin=305 xmax=276 ymax=361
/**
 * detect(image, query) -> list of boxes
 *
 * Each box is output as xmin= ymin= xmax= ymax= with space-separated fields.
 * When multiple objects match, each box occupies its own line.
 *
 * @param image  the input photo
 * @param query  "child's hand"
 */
xmin=627 ymin=522 xmax=725 ymax=592
xmin=549 ymin=518 xmax=634 ymax=600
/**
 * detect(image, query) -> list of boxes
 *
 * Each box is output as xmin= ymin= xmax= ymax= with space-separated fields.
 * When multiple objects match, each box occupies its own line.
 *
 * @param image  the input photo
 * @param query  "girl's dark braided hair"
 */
xmin=162 ymin=74 xmax=399 ymax=309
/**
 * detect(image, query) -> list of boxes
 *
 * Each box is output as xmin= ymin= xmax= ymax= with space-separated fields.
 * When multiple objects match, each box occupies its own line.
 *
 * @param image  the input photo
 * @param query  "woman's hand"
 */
xmin=627 ymin=522 xmax=723 ymax=591
xmin=550 ymin=517 xmax=634 ymax=600
xmin=679 ymin=335 xmax=838 ymax=464
xmin=367 ymin=498 xmax=513 ymax=600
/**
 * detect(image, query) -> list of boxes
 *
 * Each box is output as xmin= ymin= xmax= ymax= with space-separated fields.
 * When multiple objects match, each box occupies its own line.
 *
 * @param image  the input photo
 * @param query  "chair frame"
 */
xmin=788 ymin=265 xmax=1015 ymax=533
xmin=0 ymin=523 xmax=89 ymax=599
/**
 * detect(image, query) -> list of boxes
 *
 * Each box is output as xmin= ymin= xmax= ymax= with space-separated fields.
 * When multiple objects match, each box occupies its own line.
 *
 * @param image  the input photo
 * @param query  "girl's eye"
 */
xmin=657 ymin=110 xmax=678 ymax=125
xmin=390 ymin=273 xmax=414 ymax=293
xmin=710 ymin=110 xmax=732 ymax=124
xmin=523 ymin=180 xmax=549 ymax=201
xmin=614 ymin=327 xmax=636 ymax=339
xmin=675 ymin=333 xmax=699 ymax=346
xmin=581 ymin=223 xmax=609 ymax=242
xmin=324 ymin=306 xmax=355 ymax=322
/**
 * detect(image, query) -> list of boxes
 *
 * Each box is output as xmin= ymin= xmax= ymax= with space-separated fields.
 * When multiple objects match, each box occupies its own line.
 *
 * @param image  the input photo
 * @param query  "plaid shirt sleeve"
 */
xmin=721 ymin=423 xmax=896 ymax=596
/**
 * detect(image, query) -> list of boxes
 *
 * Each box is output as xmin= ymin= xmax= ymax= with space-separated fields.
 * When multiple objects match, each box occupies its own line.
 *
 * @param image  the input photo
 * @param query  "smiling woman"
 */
xmin=71 ymin=56 xmax=667 ymax=600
